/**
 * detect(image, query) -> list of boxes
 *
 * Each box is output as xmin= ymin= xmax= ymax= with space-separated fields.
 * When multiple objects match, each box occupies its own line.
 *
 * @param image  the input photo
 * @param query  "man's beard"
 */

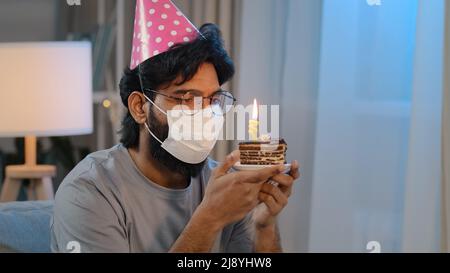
xmin=147 ymin=106 xmax=205 ymax=178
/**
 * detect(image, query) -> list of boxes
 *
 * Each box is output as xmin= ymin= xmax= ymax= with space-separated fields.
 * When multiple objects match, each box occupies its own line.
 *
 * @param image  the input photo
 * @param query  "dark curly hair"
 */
xmin=118 ymin=23 xmax=235 ymax=148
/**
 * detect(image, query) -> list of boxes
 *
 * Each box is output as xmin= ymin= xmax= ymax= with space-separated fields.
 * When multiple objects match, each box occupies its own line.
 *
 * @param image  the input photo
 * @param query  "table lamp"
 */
xmin=0 ymin=41 xmax=93 ymax=201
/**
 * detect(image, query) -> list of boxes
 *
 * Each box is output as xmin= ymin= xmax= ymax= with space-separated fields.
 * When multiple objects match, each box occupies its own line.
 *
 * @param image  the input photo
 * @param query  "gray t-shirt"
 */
xmin=51 ymin=144 xmax=254 ymax=253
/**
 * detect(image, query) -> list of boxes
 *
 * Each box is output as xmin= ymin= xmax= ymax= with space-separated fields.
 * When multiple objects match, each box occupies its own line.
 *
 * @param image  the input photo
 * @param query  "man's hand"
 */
xmin=170 ymin=150 xmax=292 ymax=253
xmin=253 ymin=160 xmax=300 ymax=228
xmin=197 ymin=150 xmax=286 ymax=230
xmin=251 ymin=160 xmax=300 ymax=252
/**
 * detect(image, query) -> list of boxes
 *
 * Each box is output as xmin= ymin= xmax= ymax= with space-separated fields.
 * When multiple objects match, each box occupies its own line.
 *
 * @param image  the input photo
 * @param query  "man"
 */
xmin=51 ymin=0 xmax=299 ymax=253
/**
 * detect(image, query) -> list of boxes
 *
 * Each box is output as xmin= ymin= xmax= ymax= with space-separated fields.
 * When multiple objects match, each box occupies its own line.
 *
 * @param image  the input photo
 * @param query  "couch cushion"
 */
xmin=0 ymin=201 xmax=53 ymax=253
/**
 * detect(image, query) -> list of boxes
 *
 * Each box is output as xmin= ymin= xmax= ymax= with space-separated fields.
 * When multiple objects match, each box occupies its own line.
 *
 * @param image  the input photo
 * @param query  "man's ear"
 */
xmin=128 ymin=91 xmax=148 ymax=125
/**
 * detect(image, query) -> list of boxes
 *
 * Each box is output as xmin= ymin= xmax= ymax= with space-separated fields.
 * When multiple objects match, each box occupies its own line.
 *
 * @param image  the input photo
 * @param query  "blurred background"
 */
xmin=0 ymin=0 xmax=449 ymax=253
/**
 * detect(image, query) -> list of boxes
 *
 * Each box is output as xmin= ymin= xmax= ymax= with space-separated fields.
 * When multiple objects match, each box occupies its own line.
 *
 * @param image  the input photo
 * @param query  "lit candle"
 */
xmin=249 ymin=99 xmax=259 ymax=141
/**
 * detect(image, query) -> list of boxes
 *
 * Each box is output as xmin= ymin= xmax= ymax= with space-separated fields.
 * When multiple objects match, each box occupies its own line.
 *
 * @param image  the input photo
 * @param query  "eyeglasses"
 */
xmin=143 ymin=88 xmax=236 ymax=116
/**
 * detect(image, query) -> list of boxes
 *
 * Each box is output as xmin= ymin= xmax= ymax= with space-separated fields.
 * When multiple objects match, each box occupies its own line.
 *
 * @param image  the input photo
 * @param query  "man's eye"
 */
xmin=181 ymin=92 xmax=195 ymax=100
xmin=211 ymin=97 xmax=221 ymax=104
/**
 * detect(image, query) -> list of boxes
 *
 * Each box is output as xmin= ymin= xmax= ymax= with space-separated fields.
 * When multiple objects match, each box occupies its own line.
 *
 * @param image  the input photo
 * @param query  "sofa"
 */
xmin=0 ymin=201 xmax=53 ymax=252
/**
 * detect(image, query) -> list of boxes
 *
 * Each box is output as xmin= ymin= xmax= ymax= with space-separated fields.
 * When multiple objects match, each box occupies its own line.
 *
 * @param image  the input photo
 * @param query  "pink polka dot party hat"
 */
xmin=130 ymin=0 xmax=201 ymax=69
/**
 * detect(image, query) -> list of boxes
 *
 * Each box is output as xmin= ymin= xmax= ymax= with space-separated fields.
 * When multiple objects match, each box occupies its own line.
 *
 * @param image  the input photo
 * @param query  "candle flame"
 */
xmin=252 ymin=99 xmax=258 ymax=120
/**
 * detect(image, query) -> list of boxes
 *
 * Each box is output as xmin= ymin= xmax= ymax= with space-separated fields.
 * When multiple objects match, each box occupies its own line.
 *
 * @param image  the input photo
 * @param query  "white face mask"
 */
xmin=143 ymin=94 xmax=224 ymax=164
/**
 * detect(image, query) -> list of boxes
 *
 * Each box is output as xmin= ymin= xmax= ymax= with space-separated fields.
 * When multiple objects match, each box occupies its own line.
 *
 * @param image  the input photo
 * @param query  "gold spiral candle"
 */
xmin=249 ymin=99 xmax=259 ymax=141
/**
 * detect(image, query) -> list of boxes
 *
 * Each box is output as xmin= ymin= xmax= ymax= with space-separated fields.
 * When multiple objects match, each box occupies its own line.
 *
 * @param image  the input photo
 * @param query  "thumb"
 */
xmin=213 ymin=150 xmax=240 ymax=177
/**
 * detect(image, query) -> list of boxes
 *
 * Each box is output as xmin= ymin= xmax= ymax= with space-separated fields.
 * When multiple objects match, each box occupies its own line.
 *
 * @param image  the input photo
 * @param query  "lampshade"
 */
xmin=0 ymin=42 xmax=93 ymax=137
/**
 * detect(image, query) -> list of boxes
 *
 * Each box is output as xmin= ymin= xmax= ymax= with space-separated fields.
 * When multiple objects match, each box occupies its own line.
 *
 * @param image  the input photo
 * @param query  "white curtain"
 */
xmin=310 ymin=0 xmax=417 ymax=252
xmin=239 ymin=0 xmax=446 ymax=252
xmin=402 ymin=0 xmax=444 ymax=252
xmin=311 ymin=0 xmax=444 ymax=253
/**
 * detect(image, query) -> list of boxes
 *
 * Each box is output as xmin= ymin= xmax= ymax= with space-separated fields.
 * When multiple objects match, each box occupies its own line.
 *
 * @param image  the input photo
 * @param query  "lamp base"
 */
xmin=5 ymin=164 xmax=56 ymax=179
xmin=0 ymin=164 xmax=56 ymax=202
xmin=0 ymin=136 xmax=57 ymax=202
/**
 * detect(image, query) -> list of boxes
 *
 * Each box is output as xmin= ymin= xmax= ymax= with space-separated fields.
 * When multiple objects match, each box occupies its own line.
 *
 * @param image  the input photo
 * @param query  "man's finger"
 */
xmin=289 ymin=160 xmax=300 ymax=180
xmin=214 ymin=150 xmax=240 ymax=177
xmin=260 ymin=183 xmax=288 ymax=207
xmin=258 ymin=192 xmax=282 ymax=215
xmin=270 ymin=174 xmax=293 ymax=188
